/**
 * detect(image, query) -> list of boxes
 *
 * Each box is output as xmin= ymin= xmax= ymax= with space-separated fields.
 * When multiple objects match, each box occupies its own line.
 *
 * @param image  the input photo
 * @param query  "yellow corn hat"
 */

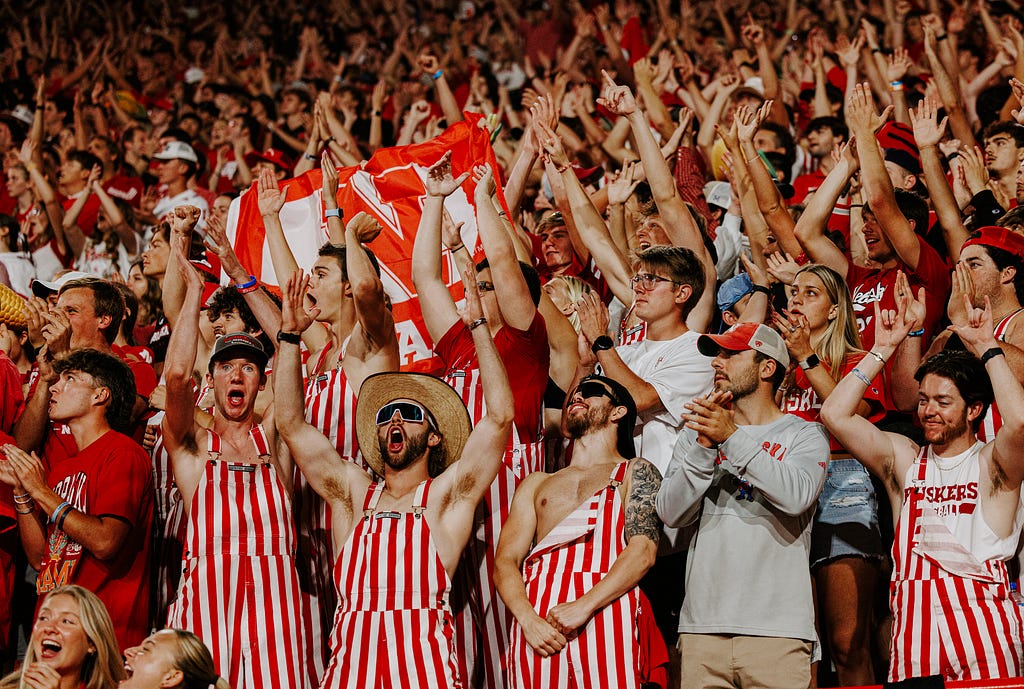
xmin=0 ymin=283 xmax=28 ymax=329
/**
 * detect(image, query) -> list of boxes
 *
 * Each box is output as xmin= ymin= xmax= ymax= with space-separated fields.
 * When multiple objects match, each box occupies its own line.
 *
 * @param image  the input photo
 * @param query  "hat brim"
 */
xmin=356 ymin=372 xmax=472 ymax=478
xmin=209 ymin=344 xmax=268 ymax=371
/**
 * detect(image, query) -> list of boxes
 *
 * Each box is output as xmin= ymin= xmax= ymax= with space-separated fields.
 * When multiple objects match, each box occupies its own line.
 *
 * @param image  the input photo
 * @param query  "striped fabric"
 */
xmin=508 ymin=461 xmax=642 ymax=689
xmin=889 ymin=446 xmax=1024 ymax=682
xmin=167 ymin=425 xmax=310 ymax=689
xmin=295 ymin=339 xmax=372 ymax=683
xmin=320 ymin=479 xmax=461 ymax=689
xmin=975 ymin=309 xmax=1021 ymax=443
xmin=443 ymin=365 xmax=546 ymax=689
xmin=146 ymin=415 xmax=185 ymax=621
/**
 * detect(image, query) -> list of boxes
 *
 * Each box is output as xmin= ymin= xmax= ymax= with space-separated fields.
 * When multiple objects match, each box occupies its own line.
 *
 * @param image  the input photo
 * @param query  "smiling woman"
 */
xmin=0 ymin=585 xmax=124 ymax=689
xmin=120 ymin=629 xmax=229 ymax=689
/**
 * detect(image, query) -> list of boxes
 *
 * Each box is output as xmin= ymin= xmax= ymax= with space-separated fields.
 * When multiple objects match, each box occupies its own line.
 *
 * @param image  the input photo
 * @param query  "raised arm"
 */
xmin=275 ymin=272 xmax=366 ymax=502
xmin=820 ymin=299 xmax=917 ymax=494
xmin=161 ymin=241 xmax=203 ymax=453
xmin=440 ymin=262 xmax=514 ymax=508
xmin=472 ymin=165 xmax=536 ymax=330
xmin=909 ymin=99 xmax=968 ymax=260
xmin=793 ymin=140 xmax=857 ymax=276
xmin=419 ymin=52 xmax=463 ymax=125
xmin=847 ymin=83 xmax=921 ymax=269
xmin=411 ymin=152 xmax=468 ymax=343
xmin=953 ymin=296 xmax=1024 ymax=486
xmin=345 ymin=211 xmax=399 ymax=350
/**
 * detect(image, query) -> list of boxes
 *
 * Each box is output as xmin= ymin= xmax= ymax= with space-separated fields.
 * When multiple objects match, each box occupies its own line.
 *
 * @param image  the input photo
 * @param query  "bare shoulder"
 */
xmin=882 ymin=432 xmax=920 ymax=496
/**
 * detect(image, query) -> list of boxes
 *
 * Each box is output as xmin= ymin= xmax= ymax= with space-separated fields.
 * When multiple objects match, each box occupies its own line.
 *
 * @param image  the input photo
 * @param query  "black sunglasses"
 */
xmin=574 ymin=380 xmax=619 ymax=405
xmin=375 ymin=402 xmax=435 ymax=428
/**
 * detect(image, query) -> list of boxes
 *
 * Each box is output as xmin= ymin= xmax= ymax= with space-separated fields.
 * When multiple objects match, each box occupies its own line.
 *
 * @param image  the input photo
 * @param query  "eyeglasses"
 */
xmin=630 ymin=273 xmax=676 ymax=290
xmin=375 ymin=402 xmax=435 ymax=427
xmin=477 ymin=281 xmax=495 ymax=292
xmin=573 ymin=380 xmax=618 ymax=405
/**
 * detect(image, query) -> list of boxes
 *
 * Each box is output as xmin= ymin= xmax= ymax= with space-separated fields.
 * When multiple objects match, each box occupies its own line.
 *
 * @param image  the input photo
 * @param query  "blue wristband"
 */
xmin=851 ymin=368 xmax=872 ymax=386
xmin=908 ymin=328 xmax=925 ymax=337
xmin=432 ymin=69 xmax=443 ymax=80
xmin=50 ymin=501 xmax=70 ymax=524
xmin=236 ymin=275 xmax=257 ymax=290
xmin=324 ymin=208 xmax=342 ymax=218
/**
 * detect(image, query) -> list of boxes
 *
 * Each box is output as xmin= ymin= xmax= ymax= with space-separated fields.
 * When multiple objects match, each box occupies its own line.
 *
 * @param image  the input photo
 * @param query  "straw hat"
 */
xmin=356 ymin=372 xmax=472 ymax=478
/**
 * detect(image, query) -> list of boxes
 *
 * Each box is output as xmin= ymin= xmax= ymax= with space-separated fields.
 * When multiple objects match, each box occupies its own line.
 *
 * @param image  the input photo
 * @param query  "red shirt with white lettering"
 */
xmin=37 ymin=430 xmax=152 ymax=650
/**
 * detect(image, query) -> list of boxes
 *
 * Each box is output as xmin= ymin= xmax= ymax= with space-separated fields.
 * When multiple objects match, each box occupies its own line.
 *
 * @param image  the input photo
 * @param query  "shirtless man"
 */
xmin=495 ymin=375 xmax=661 ymax=689
xmin=274 ymin=263 xmax=513 ymax=689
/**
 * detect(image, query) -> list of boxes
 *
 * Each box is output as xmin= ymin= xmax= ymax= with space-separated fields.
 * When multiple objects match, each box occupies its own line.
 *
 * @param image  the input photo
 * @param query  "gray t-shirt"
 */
xmin=656 ymin=413 xmax=828 ymax=640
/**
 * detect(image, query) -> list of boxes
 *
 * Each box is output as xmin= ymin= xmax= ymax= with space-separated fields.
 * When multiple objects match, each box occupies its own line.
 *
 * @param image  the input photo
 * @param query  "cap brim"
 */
xmin=209 ymin=344 xmax=268 ymax=371
xmin=697 ymin=332 xmax=749 ymax=357
xmin=356 ymin=372 xmax=472 ymax=478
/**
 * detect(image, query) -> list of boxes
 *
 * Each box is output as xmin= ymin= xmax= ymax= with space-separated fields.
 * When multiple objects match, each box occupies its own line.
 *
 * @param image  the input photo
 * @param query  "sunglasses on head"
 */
xmin=574 ymin=380 xmax=619 ymax=405
xmin=375 ymin=401 xmax=435 ymax=427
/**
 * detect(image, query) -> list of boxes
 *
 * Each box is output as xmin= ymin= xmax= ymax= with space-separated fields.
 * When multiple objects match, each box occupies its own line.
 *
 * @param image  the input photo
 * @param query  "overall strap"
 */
xmin=206 ymin=429 xmax=221 ymax=461
xmin=362 ymin=482 xmax=386 ymax=519
xmin=249 ymin=424 xmax=272 ymax=464
xmin=412 ymin=479 xmax=431 ymax=518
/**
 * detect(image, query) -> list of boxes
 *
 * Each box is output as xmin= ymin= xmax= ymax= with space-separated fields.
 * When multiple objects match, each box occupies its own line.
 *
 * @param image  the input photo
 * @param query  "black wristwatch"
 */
xmin=798 ymin=353 xmax=820 ymax=371
xmin=591 ymin=335 xmax=614 ymax=353
xmin=276 ymin=330 xmax=302 ymax=345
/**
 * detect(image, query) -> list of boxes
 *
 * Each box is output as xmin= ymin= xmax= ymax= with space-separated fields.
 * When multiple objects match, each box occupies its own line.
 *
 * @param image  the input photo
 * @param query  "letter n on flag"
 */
xmin=223 ymin=114 xmax=505 ymax=371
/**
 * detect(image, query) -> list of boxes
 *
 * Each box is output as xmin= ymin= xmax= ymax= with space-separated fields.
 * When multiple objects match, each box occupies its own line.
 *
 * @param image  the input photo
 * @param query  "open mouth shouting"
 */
xmin=387 ymin=426 xmax=405 ymax=455
xmin=38 ymin=638 xmax=63 ymax=660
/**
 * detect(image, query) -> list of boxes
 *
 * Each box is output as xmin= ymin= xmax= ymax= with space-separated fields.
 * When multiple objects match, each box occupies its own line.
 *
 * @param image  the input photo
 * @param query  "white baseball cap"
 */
xmin=153 ymin=141 xmax=199 ymax=164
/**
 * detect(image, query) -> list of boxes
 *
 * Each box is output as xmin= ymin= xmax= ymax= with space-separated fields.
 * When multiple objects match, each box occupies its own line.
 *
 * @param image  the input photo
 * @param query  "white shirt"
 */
xmin=614 ymin=330 xmax=714 ymax=475
xmin=153 ymin=188 xmax=209 ymax=231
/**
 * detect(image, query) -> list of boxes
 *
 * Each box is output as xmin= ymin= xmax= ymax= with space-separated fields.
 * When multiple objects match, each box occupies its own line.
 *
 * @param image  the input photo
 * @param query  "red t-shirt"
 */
xmin=36 ymin=429 xmax=153 ymax=650
xmin=847 ymin=235 xmax=950 ymax=350
xmin=103 ymin=175 xmax=145 ymax=209
xmin=60 ymin=193 xmax=100 ymax=237
xmin=783 ymin=354 xmax=886 ymax=452
xmin=434 ymin=312 xmax=549 ymax=444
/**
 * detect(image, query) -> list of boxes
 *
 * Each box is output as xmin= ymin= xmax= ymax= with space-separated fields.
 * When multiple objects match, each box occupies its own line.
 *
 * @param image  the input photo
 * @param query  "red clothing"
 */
xmin=0 ymin=350 xmax=25 ymax=434
xmin=434 ymin=313 xmax=548 ymax=441
xmin=103 ymin=175 xmax=145 ymax=209
xmin=783 ymin=354 xmax=886 ymax=452
xmin=61 ymin=193 xmax=100 ymax=237
xmin=847 ymin=236 xmax=950 ymax=350
xmin=36 ymin=429 xmax=153 ymax=649
xmin=791 ymin=170 xmax=826 ymax=206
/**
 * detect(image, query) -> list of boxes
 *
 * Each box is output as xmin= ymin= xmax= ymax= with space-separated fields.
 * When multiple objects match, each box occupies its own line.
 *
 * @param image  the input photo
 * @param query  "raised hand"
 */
xmin=472 ymin=164 xmax=496 ymax=200
xmin=440 ymin=208 xmax=465 ymax=251
xmin=957 ymin=145 xmax=989 ymax=195
xmin=947 ymin=260 xmax=975 ymax=326
xmin=168 ymin=204 xmax=202 ymax=237
xmin=256 ymin=167 xmax=289 ymax=217
xmin=424 ymin=151 xmax=470 ymax=198
xmin=575 ymin=291 xmax=611 ymax=345
xmin=909 ymin=98 xmax=948 ymax=149
xmin=457 ymin=259 xmax=486 ymax=328
xmin=204 ymin=211 xmax=245 ymax=278
xmin=885 ymin=47 xmax=912 ymax=83
xmin=607 ymin=161 xmax=642 ymax=205
xmin=322 ymin=150 xmax=340 ymax=201
xmin=597 ymin=70 xmax=637 ymax=116
xmin=1009 ymin=77 xmax=1024 ymax=125
xmin=346 ymin=211 xmax=382 ymax=244
xmin=417 ymin=52 xmax=440 ymax=75
xmin=835 ymin=33 xmax=864 ymax=68
xmin=735 ymin=100 xmax=772 ymax=143
xmin=534 ymin=117 xmax=571 ymax=169
xmin=765 ymin=251 xmax=801 ymax=285
xmin=281 ymin=271 xmax=318 ymax=334
xmin=846 ymin=82 xmax=892 ymax=135
xmin=772 ymin=309 xmax=814 ymax=362
xmin=949 ymin=294 xmax=998 ymax=357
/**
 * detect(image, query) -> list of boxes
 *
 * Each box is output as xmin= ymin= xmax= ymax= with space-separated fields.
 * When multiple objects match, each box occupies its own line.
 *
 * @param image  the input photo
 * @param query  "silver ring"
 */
xmin=789 ymin=326 xmax=796 ymax=333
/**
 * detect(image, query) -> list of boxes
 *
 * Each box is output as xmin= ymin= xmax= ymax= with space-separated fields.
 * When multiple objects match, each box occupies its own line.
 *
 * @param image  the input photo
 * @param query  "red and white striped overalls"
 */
xmin=888 ymin=446 xmax=1024 ymax=682
xmin=508 ymin=461 xmax=642 ymax=689
xmin=297 ymin=340 xmax=365 ymax=682
xmin=167 ymin=425 xmax=310 ymax=689
xmin=147 ymin=414 xmax=185 ymax=620
xmin=320 ymin=479 xmax=461 ymax=689
xmin=976 ymin=309 xmax=1021 ymax=442
xmin=444 ymin=366 xmax=545 ymax=689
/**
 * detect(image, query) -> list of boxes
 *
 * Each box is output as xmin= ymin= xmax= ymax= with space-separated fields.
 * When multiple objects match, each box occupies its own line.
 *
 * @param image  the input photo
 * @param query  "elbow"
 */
xmin=818 ymin=399 xmax=840 ymax=429
xmin=90 ymin=536 xmax=126 ymax=562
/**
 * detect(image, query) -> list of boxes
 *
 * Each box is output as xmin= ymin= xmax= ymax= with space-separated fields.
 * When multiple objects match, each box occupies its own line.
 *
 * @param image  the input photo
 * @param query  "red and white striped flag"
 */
xmin=223 ymin=115 xmax=505 ymax=371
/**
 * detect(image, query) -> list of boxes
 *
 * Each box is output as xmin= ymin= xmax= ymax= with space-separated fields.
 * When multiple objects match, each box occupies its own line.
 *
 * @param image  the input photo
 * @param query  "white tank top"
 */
xmin=908 ymin=441 xmax=1024 ymax=562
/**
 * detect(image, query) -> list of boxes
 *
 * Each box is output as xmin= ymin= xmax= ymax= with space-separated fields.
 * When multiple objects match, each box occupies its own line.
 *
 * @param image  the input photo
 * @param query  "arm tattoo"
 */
xmin=625 ymin=459 xmax=662 ymax=544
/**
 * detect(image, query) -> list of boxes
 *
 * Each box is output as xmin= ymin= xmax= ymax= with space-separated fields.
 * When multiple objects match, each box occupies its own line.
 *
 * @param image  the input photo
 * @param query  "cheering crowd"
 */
xmin=1 ymin=0 xmax=1024 ymax=687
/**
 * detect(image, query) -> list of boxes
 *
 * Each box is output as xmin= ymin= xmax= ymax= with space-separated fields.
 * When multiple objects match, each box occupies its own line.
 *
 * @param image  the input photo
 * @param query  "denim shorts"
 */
xmin=810 ymin=458 xmax=885 ymax=568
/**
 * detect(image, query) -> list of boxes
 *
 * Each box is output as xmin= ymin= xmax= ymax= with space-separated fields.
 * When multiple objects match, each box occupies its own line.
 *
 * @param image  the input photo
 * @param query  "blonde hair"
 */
xmin=161 ymin=629 xmax=230 ymax=689
xmin=548 ymin=275 xmax=592 ymax=331
xmin=795 ymin=264 xmax=862 ymax=382
xmin=0 ymin=586 xmax=125 ymax=689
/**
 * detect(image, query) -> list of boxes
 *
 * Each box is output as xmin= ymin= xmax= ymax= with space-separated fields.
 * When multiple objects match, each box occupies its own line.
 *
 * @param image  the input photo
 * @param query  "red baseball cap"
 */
xmin=697 ymin=322 xmax=791 ymax=368
xmin=962 ymin=226 xmax=1024 ymax=259
xmin=244 ymin=148 xmax=292 ymax=171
